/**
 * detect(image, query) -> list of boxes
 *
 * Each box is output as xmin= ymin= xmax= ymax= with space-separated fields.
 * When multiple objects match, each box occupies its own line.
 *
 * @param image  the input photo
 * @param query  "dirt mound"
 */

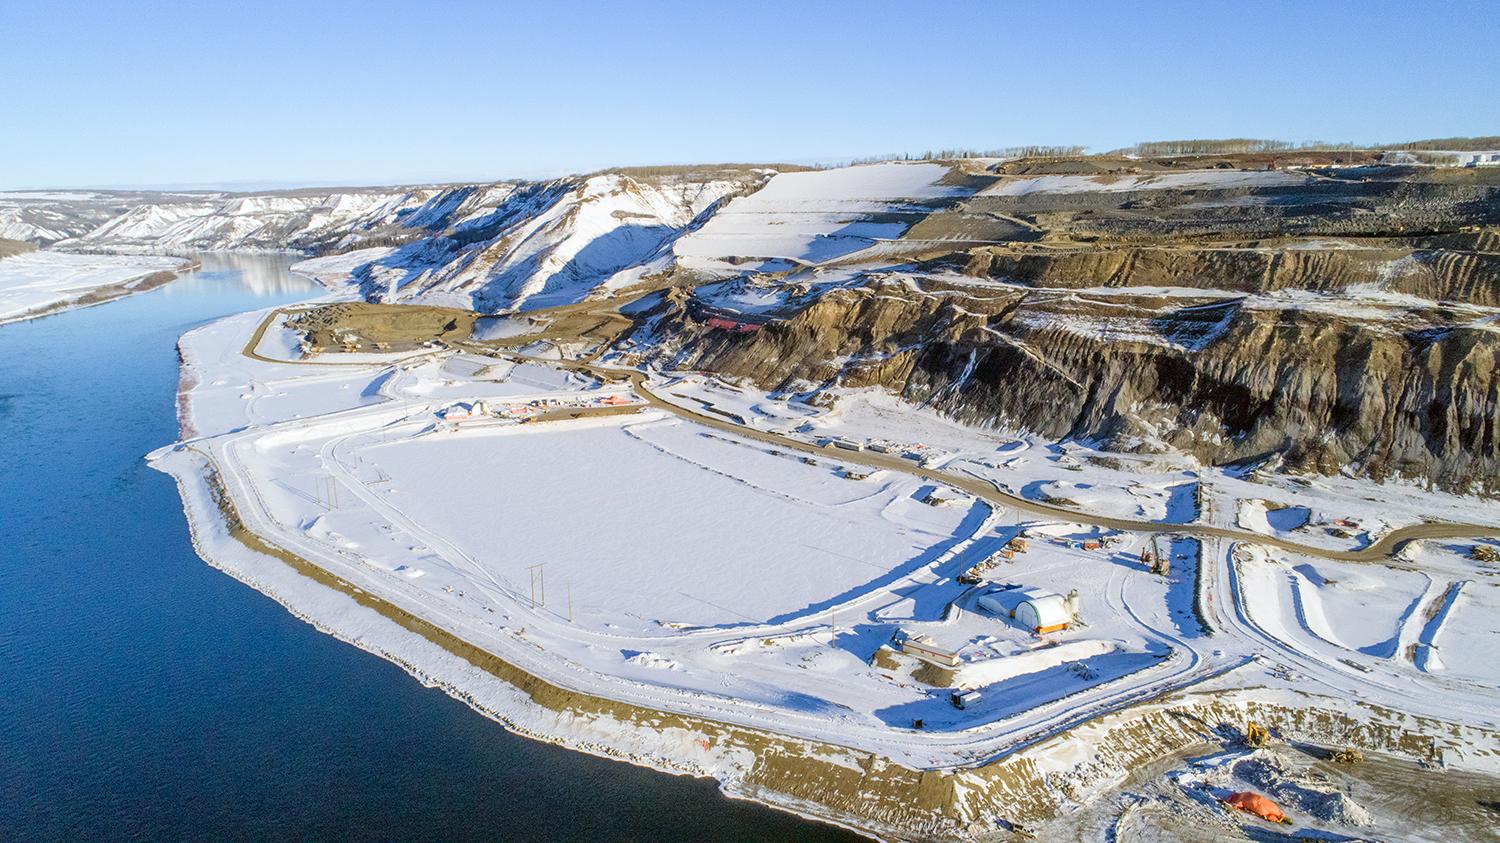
xmin=0 ymin=237 xmax=35 ymax=259
xmin=286 ymin=302 xmax=477 ymax=352
xmin=1233 ymin=752 xmax=1372 ymax=826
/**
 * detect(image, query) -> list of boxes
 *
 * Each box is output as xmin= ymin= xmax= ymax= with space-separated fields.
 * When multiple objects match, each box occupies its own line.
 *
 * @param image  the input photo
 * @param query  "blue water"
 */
xmin=0 ymin=254 xmax=861 ymax=841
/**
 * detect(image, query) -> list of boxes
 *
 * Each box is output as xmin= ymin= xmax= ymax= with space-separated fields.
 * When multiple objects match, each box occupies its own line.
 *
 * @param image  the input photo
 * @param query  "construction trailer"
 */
xmin=951 ymin=689 xmax=982 ymax=709
xmin=897 ymin=633 xmax=961 ymax=667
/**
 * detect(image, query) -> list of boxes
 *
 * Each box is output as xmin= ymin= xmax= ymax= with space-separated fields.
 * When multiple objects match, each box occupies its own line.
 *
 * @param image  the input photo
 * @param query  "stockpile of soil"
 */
xmin=286 ymin=302 xmax=477 ymax=352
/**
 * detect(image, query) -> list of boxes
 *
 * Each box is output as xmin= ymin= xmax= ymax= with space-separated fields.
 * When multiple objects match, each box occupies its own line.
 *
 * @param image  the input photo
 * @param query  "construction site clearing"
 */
xmin=148 ymin=300 xmax=1500 ymax=842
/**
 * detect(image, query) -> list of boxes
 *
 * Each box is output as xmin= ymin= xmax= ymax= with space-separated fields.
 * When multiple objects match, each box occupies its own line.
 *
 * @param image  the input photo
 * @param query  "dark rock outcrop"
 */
xmin=635 ymin=275 xmax=1500 ymax=495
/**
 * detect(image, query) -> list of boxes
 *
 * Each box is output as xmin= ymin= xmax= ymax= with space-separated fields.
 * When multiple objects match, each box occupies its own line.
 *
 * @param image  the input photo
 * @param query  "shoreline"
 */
xmin=151 ymin=444 xmax=887 ymax=839
xmin=138 ymin=292 xmax=1500 ymax=840
xmin=0 ymin=255 xmax=199 ymax=326
xmin=148 ymin=434 xmax=1500 ymax=841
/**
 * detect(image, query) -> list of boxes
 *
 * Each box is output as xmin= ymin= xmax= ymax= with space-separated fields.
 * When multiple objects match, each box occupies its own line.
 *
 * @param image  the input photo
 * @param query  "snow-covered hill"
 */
xmin=66 ymin=187 xmax=465 ymax=253
xmin=0 ymin=191 xmax=149 ymax=245
xmin=57 ymin=168 xmax=774 ymax=311
xmin=673 ymin=161 xmax=973 ymax=272
xmin=347 ymin=171 xmax=770 ymax=311
xmin=34 ymin=163 xmax=968 ymax=314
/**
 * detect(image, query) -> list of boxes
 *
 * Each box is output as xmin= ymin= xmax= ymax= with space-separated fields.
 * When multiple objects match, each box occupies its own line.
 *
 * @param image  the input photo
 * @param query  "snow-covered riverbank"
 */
xmin=0 ymin=251 xmax=193 ymax=324
xmin=145 ymin=296 xmax=1500 ymax=839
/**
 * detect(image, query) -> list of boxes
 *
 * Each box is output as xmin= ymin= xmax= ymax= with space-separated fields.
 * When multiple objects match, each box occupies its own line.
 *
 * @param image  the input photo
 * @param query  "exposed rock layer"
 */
xmin=640 ymin=281 xmax=1500 ymax=493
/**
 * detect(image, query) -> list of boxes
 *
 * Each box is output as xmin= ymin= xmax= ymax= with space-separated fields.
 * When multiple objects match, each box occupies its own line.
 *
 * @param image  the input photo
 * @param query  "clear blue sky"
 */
xmin=2 ymin=0 xmax=1494 ymax=189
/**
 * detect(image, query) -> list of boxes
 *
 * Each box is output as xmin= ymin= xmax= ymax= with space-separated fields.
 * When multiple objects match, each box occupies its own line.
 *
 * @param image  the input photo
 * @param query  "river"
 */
xmin=0 ymin=253 xmax=860 ymax=841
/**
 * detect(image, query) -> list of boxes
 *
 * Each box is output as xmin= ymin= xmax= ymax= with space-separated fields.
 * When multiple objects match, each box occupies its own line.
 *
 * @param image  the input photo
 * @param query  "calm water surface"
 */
xmin=0 ymin=253 xmax=862 ymax=841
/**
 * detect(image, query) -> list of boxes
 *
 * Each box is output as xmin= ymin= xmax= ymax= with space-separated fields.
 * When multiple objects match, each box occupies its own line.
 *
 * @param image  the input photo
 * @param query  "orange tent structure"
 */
xmin=1224 ymin=791 xmax=1288 ymax=824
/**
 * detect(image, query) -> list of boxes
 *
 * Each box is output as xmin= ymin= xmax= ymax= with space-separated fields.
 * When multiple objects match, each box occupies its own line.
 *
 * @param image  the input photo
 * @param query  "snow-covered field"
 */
xmin=674 ymin=162 xmax=971 ymax=272
xmin=153 ymin=308 xmax=1224 ymax=764
xmin=0 ymin=251 xmax=190 ymax=323
xmin=140 ymin=292 xmax=1500 ymax=838
xmin=369 ymin=418 xmax=977 ymax=629
xmin=151 ymin=302 xmax=1500 ymax=775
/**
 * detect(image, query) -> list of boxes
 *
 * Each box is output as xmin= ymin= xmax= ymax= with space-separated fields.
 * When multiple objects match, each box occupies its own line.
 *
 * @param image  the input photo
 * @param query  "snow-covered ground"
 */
xmin=674 ymin=162 xmax=971 ymax=273
xmin=0 ymin=250 xmax=190 ymax=323
xmin=141 ymin=296 xmax=1500 ymax=838
xmin=288 ymin=247 xmax=395 ymax=291
xmin=371 ymin=418 xmax=977 ymax=628
xmin=152 ymin=303 xmax=1500 ymax=778
xmin=153 ymin=308 xmax=1231 ymax=765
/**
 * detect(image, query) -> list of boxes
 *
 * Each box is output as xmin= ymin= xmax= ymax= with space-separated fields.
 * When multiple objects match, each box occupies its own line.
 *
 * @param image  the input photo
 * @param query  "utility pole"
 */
xmin=319 ymin=476 xmax=339 ymax=510
xmin=527 ymin=563 xmax=546 ymax=608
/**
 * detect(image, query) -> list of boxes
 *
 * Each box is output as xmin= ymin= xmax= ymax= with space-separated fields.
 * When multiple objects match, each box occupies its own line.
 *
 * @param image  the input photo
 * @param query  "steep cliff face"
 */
xmin=960 ymin=245 xmax=1500 ymax=306
xmin=635 ymin=276 xmax=1500 ymax=494
xmin=610 ymin=157 xmax=1500 ymax=494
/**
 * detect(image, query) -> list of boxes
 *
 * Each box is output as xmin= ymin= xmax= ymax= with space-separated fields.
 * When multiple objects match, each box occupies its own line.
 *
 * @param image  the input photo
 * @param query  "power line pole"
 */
xmin=527 ymin=563 xmax=546 ymax=608
xmin=318 ymin=476 xmax=339 ymax=510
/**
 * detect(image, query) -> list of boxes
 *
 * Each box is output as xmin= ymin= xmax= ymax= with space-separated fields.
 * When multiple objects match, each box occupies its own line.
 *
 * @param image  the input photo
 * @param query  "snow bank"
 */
xmin=290 ymin=247 xmax=395 ymax=291
xmin=956 ymin=640 xmax=1117 ymax=687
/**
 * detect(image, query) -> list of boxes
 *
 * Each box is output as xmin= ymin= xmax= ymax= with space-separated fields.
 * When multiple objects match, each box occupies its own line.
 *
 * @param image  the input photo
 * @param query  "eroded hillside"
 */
xmin=49 ymin=152 xmax=1500 ymax=493
xmin=619 ymin=156 xmax=1500 ymax=494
